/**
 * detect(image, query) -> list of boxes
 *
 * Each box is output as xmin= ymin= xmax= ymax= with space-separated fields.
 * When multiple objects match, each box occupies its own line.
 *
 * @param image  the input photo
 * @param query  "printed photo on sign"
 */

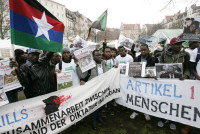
xmin=128 ymin=62 xmax=146 ymax=77
xmin=74 ymin=47 xmax=96 ymax=72
xmin=118 ymin=63 xmax=127 ymax=75
xmin=73 ymin=35 xmax=88 ymax=49
xmin=0 ymin=60 xmax=21 ymax=92
xmin=155 ymin=63 xmax=183 ymax=79
xmin=0 ymin=90 xmax=9 ymax=106
xmin=182 ymin=18 xmax=200 ymax=41
xmin=145 ymin=67 xmax=156 ymax=77
xmin=118 ymin=35 xmax=133 ymax=50
xmin=57 ymin=72 xmax=73 ymax=90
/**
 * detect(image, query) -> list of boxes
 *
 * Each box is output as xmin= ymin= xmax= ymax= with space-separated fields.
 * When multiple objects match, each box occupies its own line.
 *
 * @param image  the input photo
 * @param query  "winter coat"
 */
xmin=160 ymin=48 xmax=190 ymax=77
xmin=134 ymin=54 xmax=158 ymax=67
xmin=16 ymin=52 xmax=55 ymax=98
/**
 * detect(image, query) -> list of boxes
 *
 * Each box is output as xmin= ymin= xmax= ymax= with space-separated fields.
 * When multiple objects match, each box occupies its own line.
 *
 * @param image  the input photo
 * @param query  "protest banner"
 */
xmin=117 ymin=34 xmax=134 ymax=50
xmin=73 ymin=35 xmax=88 ymax=49
xmin=57 ymin=72 xmax=73 ymax=90
xmin=0 ymin=68 xmax=120 ymax=133
xmin=182 ymin=18 xmax=200 ymax=41
xmin=116 ymin=76 xmax=200 ymax=128
xmin=0 ymin=60 xmax=21 ymax=92
xmin=74 ymin=47 xmax=96 ymax=72
xmin=0 ymin=90 xmax=9 ymax=106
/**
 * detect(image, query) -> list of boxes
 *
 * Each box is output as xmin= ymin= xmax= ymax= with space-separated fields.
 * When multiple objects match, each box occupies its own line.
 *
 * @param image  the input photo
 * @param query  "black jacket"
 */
xmin=16 ymin=52 xmax=54 ymax=98
xmin=134 ymin=54 xmax=158 ymax=67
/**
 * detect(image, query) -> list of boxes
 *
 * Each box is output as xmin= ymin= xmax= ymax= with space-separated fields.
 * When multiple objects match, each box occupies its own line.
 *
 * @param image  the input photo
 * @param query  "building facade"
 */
xmin=120 ymin=23 xmax=141 ymax=41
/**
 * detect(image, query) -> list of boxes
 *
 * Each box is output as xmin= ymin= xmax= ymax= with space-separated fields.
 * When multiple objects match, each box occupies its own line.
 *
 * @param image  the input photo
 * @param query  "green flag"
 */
xmin=87 ymin=10 xmax=107 ymax=39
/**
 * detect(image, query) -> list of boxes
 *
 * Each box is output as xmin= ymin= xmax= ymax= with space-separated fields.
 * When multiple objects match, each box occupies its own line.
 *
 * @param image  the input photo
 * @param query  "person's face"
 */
xmin=190 ymin=24 xmax=196 ymax=32
xmin=140 ymin=46 xmax=149 ymax=57
xmin=195 ymin=29 xmax=199 ymax=34
xmin=172 ymin=42 xmax=182 ymax=53
xmin=29 ymin=52 xmax=40 ymax=63
xmin=118 ymin=48 xmax=126 ymax=57
xmin=93 ymin=51 xmax=102 ymax=63
xmin=104 ymin=48 xmax=111 ymax=58
xmin=19 ymin=53 xmax=26 ymax=61
xmin=51 ymin=53 xmax=61 ymax=64
xmin=62 ymin=51 xmax=71 ymax=61
xmin=111 ymin=50 xmax=116 ymax=57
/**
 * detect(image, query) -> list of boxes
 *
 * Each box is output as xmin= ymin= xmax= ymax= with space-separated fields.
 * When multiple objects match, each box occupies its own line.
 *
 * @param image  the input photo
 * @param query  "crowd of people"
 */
xmin=4 ymin=35 xmax=200 ymax=133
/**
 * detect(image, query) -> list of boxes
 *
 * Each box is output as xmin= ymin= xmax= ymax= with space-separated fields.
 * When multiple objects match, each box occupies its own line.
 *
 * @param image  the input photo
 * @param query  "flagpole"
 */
xmin=104 ymin=8 xmax=108 ymax=44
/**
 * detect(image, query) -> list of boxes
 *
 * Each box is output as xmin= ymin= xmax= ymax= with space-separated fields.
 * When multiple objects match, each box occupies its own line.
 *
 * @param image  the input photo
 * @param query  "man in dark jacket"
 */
xmin=160 ymin=37 xmax=190 ymax=80
xmin=7 ymin=49 xmax=27 ymax=103
xmin=134 ymin=44 xmax=158 ymax=67
xmin=130 ymin=44 xmax=158 ymax=121
xmin=10 ymin=49 xmax=57 ymax=99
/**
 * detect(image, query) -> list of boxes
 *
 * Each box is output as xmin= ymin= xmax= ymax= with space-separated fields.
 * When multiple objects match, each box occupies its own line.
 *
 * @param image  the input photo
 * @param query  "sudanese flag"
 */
xmin=9 ymin=0 xmax=65 ymax=52
xmin=87 ymin=9 xmax=107 ymax=40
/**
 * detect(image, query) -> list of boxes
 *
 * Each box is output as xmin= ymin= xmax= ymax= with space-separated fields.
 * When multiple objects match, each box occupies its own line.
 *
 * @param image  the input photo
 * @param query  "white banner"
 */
xmin=0 ymin=60 xmax=21 ymax=92
xmin=116 ymin=76 xmax=200 ymax=128
xmin=74 ymin=47 xmax=96 ymax=72
xmin=0 ymin=68 xmax=120 ymax=133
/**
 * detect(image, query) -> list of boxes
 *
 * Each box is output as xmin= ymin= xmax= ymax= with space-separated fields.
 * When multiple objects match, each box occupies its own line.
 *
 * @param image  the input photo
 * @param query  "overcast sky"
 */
xmin=54 ymin=0 xmax=200 ymax=28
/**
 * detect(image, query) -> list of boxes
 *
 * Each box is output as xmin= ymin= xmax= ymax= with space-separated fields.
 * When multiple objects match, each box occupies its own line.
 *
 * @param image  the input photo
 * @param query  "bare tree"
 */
xmin=0 ymin=0 xmax=10 ymax=39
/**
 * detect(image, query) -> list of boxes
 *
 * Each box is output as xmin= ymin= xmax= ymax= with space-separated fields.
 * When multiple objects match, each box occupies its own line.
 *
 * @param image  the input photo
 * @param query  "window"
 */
xmin=57 ymin=13 xmax=59 ymax=17
xmin=45 ymin=2 xmax=47 ymax=6
xmin=51 ymin=3 xmax=53 ymax=8
xmin=57 ymin=5 xmax=58 ymax=9
xmin=62 ymin=14 xmax=64 ymax=17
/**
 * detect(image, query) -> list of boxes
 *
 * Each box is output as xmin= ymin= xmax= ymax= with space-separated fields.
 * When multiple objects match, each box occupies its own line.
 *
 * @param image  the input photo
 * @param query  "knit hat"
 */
xmin=14 ymin=49 xmax=25 ymax=57
xmin=170 ymin=37 xmax=183 ymax=46
xmin=62 ymin=47 xmax=70 ymax=53
xmin=28 ymin=48 xmax=42 ymax=54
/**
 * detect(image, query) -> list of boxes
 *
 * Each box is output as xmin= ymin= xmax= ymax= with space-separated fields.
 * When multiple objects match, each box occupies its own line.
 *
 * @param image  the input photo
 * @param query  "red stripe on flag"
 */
xmin=9 ymin=0 xmax=64 ymax=33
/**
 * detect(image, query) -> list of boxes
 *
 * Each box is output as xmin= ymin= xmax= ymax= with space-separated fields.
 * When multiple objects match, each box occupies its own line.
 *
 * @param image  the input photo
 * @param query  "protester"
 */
xmin=49 ymin=52 xmax=61 ymax=92
xmin=6 ymin=49 xmax=26 ymax=103
xmin=154 ymin=46 xmax=163 ymax=62
xmin=56 ymin=48 xmax=80 ymax=87
xmin=185 ymin=41 xmax=199 ymax=55
xmin=158 ymin=37 xmax=190 ymax=130
xmin=40 ymin=50 xmax=48 ymax=58
xmin=76 ymin=50 xmax=107 ymax=130
xmin=131 ymin=43 xmax=136 ymax=59
xmin=111 ymin=47 xmax=118 ymax=58
xmin=102 ymin=46 xmax=116 ymax=70
xmin=190 ymin=44 xmax=200 ymax=80
xmin=130 ymin=44 xmax=158 ymax=121
xmin=10 ymin=49 xmax=57 ymax=99
xmin=115 ymin=46 xmax=134 ymax=65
